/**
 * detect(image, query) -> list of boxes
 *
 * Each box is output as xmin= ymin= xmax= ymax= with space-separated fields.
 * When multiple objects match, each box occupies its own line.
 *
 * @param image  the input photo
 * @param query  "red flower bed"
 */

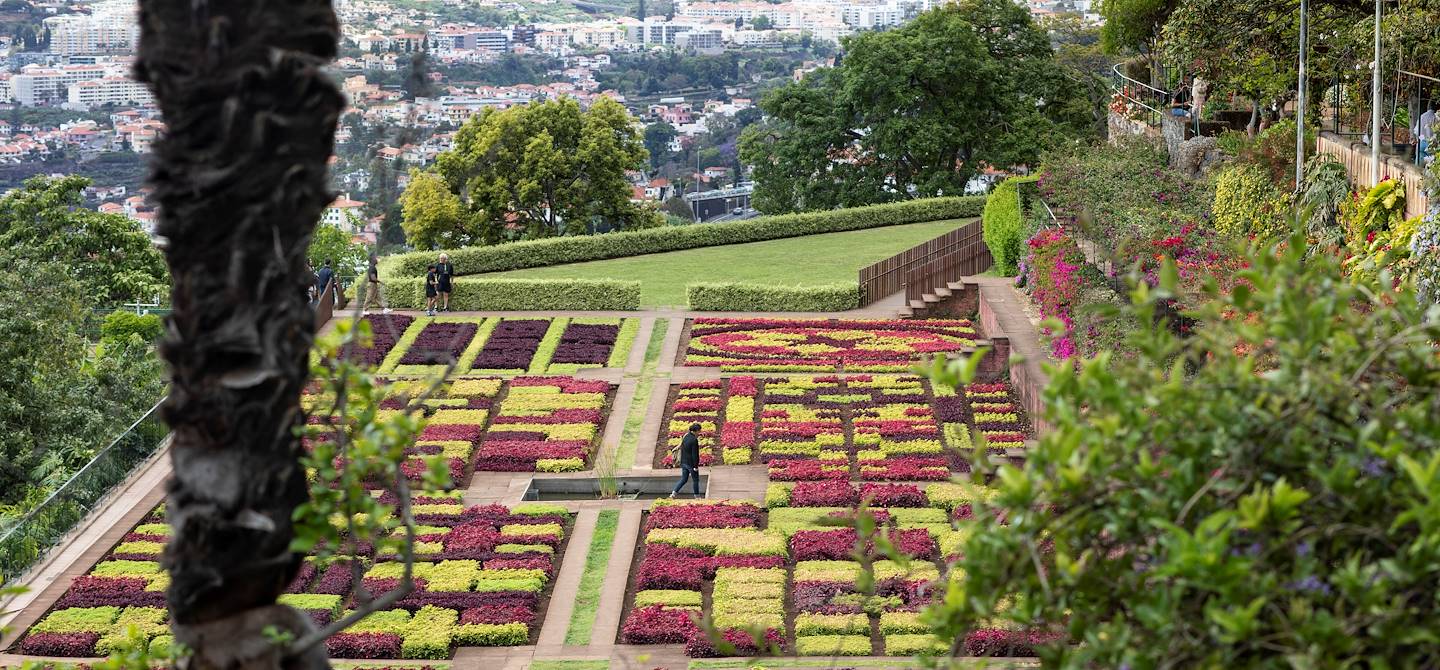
xmin=621 ymin=605 xmax=699 ymax=644
xmin=769 ymin=459 xmax=849 ymax=481
xmin=684 ymin=627 xmax=785 ymax=657
xmin=963 ymin=629 xmax=1063 ymax=656
xmin=19 ymin=632 xmax=100 ymax=656
xmin=471 ymin=319 xmax=548 ymax=370
xmin=790 ymin=481 xmax=859 ymax=507
xmin=791 ymin=529 xmax=859 ymax=561
xmin=326 ymin=632 xmax=403 ymax=659
xmin=550 ymin=322 xmax=619 ymax=365
xmin=859 ymin=483 xmax=927 ymax=508
xmin=646 ymin=502 xmax=762 ymax=531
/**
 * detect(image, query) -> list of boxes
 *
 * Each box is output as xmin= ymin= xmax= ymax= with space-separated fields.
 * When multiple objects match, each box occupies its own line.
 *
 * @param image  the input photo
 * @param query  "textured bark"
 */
xmin=134 ymin=1 xmax=343 ymax=667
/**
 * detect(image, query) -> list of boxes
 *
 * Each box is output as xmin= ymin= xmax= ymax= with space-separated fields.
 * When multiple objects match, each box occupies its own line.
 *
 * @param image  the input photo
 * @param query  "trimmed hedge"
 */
xmin=384 ymin=277 xmax=640 ymax=311
xmin=382 ymin=196 xmax=986 ymax=278
xmin=686 ymin=282 xmax=860 ymax=312
xmin=982 ymin=175 xmax=1040 ymax=276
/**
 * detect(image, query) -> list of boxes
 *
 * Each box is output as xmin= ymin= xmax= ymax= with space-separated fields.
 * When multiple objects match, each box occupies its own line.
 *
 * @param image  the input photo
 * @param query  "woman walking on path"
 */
xmin=669 ymin=423 xmax=702 ymax=498
xmin=362 ymin=252 xmax=391 ymax=315
xmin=436 ymin=253 xmax=455 ymax=312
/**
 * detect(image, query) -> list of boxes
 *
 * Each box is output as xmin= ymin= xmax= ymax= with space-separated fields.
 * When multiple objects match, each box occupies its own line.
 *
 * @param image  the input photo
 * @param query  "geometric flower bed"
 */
xmin=619 ymin=500 xmax=786 ymax=655
xmin=684 ymin=318 xmax=979 ymax=372
xmin=617 ymin=493 xmax=1048 ymax=657
xmin=963 ymin=382 xmax=1030 ymax=450
xmin=374 ymin=317 xmax=638 ymax=376
xmin=15 ymin=496 xmax=574 ymax=659
xmin=474 ymin=377 xmax=613 ymax=472
xmin=656 ymin=375 xmax=970 ymax=476
xmin=306 ymin=376 xmax=614 ymax=481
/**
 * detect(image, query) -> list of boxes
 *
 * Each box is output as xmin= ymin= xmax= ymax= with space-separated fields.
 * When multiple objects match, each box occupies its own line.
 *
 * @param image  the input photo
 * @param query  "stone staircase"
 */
xmin=899 ymin=280 xmax=975 ymax=319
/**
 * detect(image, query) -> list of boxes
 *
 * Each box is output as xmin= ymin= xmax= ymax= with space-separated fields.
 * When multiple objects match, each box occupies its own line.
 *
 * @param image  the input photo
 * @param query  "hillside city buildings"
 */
xmin=1 ymin=0 xmax=1096 ymax=236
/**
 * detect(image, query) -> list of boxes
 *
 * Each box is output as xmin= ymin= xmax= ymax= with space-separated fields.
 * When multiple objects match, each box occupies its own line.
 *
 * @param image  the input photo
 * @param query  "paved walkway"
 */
xmin=2 ymin=285 xmax=1048 ymax=669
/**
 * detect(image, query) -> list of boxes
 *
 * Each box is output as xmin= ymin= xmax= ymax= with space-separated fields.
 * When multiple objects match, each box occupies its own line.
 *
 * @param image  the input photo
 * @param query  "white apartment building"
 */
xmin=12 ymin=64 xmax=115 ymax=106
xmin=66 ymin=77 xmax=154 ymax=110
xmin=627 ymin=18 xmax=693 ymax=47
xmin=44 ymin=0 xmax=140 ymax=55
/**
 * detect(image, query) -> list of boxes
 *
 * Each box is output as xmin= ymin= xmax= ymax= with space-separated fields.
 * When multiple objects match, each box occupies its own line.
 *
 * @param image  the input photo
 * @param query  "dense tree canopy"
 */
xmin=0 ymin=176 xmax=167 ymax=305
xmin=430 ymin=96 xmax=657 ymax=241
xmin=738 ymin=0 xmax=1093 ymax=213
xmin=306 ymin=223 xmax=368 ymax=275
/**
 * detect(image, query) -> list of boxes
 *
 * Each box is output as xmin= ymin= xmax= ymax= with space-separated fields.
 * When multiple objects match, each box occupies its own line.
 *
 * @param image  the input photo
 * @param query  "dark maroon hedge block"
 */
xmin=326 ymin=632 xmax=403 ymax=659
xmin=19 ymin=632 xmax=100 ymax=656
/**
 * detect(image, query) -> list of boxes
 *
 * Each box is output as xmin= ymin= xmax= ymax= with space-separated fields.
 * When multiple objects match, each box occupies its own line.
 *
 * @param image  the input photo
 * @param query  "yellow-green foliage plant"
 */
xmin=1211 ymin=163 xmax=1290 ymax=240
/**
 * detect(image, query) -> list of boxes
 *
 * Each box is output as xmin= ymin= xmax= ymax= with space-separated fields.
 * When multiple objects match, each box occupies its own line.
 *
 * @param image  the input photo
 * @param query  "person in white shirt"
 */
xmin=1415 ymin=101 xmax=1436 ymax=166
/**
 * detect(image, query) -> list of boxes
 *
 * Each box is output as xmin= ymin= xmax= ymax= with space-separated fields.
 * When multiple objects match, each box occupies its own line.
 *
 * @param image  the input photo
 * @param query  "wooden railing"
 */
xmin=1316 ymin=131 xmax=1430 ymax=222
xmin=858 ymin=220 xmax=992 ymax=305
xmin=314 ymin=282 xmax=339 ymax=331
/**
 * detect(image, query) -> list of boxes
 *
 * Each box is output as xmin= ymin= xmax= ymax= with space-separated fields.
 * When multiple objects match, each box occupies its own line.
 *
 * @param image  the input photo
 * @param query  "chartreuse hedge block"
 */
xmin=382 ymin=277 xmax=641 ymax=311
xmin=31 ymin=607 xmax=122 ymax=633
xmin=795 ymin=634 xmax=873 ymax=656
xmin=277 ymin=594 xmax=343 ymax=615
xmin=634 ymin=589 xmax=702 ymax=609
xmin=512 ymin=503 xmax=569 ymax=517
xmin=885 ymin=634 xmax=948 ymax=655
xmin=687 ymin=282 xmax=860 ymax=312
xmin=453 ymin=621 xmax=529 ymax=646
xmin=795 ymin=613 xmax=869 ymax=636
xmin=401 ymin=606 xmax=458 ymax=660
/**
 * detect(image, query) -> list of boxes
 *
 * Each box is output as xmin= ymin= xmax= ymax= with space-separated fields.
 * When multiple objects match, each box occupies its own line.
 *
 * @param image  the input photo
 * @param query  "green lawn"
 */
xmin=489 ymin=219 xmax=973 ymax=307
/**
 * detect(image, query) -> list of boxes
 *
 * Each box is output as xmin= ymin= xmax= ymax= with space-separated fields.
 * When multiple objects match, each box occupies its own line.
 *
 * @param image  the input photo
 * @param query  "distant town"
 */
xmin=0 ymin=0 xmax=1097 ymax=240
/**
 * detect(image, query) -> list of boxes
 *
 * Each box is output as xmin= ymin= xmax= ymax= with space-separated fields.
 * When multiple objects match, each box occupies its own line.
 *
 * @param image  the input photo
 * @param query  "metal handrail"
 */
xmin=1112 ymin=63 xmax=1168 ymax=96
xmin=0 ymin=398 xmax=167 ymax=544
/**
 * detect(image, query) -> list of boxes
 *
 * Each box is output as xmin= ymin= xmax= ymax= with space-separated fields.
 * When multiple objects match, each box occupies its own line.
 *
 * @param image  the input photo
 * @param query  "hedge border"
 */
xmin=383 ymin=278 xmax=641 ymax=311
xmin=686 ymin=282 xmax=860 ymax=312
xmin=981 ymin=175 xmax=1040 ymax=276
xmin=381 ymin=196 xmax=986 ymax=279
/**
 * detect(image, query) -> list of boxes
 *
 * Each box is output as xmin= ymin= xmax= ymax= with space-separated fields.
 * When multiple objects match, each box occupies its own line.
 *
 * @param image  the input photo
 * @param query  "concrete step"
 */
xmin=921 ymin=293 xmax=940 ymax=304
xmin=909 ymin=299 xmax=927 ymax=310
xmin=946 ymin=281 xmax=965 ymax=291
xmin=935 ymin=287 xmax=952 ymax=298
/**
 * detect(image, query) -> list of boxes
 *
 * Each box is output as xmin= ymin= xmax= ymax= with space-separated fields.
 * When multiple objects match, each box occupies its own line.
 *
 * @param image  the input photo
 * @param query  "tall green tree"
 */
xmin=643 ymin=121 xmax=677 ymax=169
xmin=0 ymin=175 xmax=167 ymax=305
xmin=307 ymin=222 xmax=368 ymax=275
xmin=400 ymin=168 xmax=476 ymax=249
xmin=433 ymin=96 xmax=653 ymax=239
xmin=739 ymin=0 xmax=1092 ymax=213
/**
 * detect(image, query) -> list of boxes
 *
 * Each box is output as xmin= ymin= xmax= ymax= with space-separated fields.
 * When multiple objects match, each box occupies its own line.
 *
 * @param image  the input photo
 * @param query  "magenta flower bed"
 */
xmin=685 ymin=627 xmax=785 ymax=657
xmin=859 ymin=483 xmax=927 ymax=508
xmin=791 ymin=529 xmax=859 ymax=561
xmin=550 ymin=322 xmax=619 ymax=365
xmin=327 ymin=632 xmax=403 ymax=659
xmin=963 ymin=629 xmax=1063 ymax=656
xmin=399 ymin=322 xmax=479 ymax=365
xmin=646 ymin=502 xmax=763 ymax=531
xmin=686 ymin=318 xmax=979 ymax=370
xmin=471 ymin=319 xmax=549 ymax=370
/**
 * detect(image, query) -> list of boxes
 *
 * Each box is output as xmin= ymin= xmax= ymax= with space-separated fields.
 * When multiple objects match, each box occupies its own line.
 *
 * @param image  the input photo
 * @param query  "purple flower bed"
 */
xmin=326 ymin=632 xmax=403 ymax=659
xmin=342 ymin=315 xmax=415 ymax=367
xmin=19 ymin=632 xmax=100 ymax=656
xmin=471 ymin=319 xmax=548 ymax=370
xmin=399 ymin=322 xmax=478 ymax=365
xmin=550 ymin=323 xmax=620 ymax=365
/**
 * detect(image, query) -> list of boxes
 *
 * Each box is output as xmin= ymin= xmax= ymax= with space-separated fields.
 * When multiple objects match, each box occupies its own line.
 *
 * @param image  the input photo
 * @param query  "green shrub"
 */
xmin=686 ymin=282 xmax=859 ymax=312
xmin=32 ymin=607 xmax=121 ymax=633
xmin=1212 ymin=163 xmax=1291 ymax=240
xmin=982 ymin=176 xmax=1040 ymax=275
xmin=100 ymin=311 xmax=163 ymax=345
xmin=383 ymin=277 xmax=640 ymax=310
xmin=382 ymin=196 xmax=986 ymax=278
xmin=879 ymin=611 xmax=929 ymax=635
xmin=926 ymin=241 xmax=1440 ymax=666
xmin=276 ymin=594 xmax=342 ymax=614
xmin=795 ymin=613 xmax=870 ymax=636
xmin=634 ymin=589 xmax=702 ymax=608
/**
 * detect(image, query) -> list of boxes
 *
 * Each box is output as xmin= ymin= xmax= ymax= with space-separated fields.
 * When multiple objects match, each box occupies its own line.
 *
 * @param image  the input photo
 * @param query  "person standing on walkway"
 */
xmin=669 ymin=423 xmax=703 ymax=498
xmin=362 ymin=252 xmax=390 ymax=316
xmin=1415 ymin=101 xmax=1436 ymax=167
xmin=315 ymin=259 xmax=335 ymax=305
xmin=436 ymin=252 xmax=455 ymax=312
xmin=425 ymin=263 xmax=439 ymax=316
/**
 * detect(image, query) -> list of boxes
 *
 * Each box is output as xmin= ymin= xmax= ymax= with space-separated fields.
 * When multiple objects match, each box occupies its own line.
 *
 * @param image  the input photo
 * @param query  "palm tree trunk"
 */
xmin=134 ymin=1 xmax=343 ymax=668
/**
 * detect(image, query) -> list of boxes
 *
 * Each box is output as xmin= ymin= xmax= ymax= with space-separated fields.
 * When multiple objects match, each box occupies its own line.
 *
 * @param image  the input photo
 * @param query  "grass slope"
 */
xmin=489 ymin=219 xmax=971 ymax=307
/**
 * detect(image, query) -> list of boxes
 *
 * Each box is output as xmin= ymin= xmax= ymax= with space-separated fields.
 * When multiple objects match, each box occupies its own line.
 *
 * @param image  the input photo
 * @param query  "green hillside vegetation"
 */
xmin=488 ymin=218 xmax=970 ymax=307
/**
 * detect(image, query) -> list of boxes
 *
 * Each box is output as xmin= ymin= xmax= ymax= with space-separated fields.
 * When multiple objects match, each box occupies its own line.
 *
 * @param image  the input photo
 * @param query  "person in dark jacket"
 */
xmin=669 ymin=423 xmax=703 ymax=498
xmin=315 ymin=260 xmax=335 ymax=305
